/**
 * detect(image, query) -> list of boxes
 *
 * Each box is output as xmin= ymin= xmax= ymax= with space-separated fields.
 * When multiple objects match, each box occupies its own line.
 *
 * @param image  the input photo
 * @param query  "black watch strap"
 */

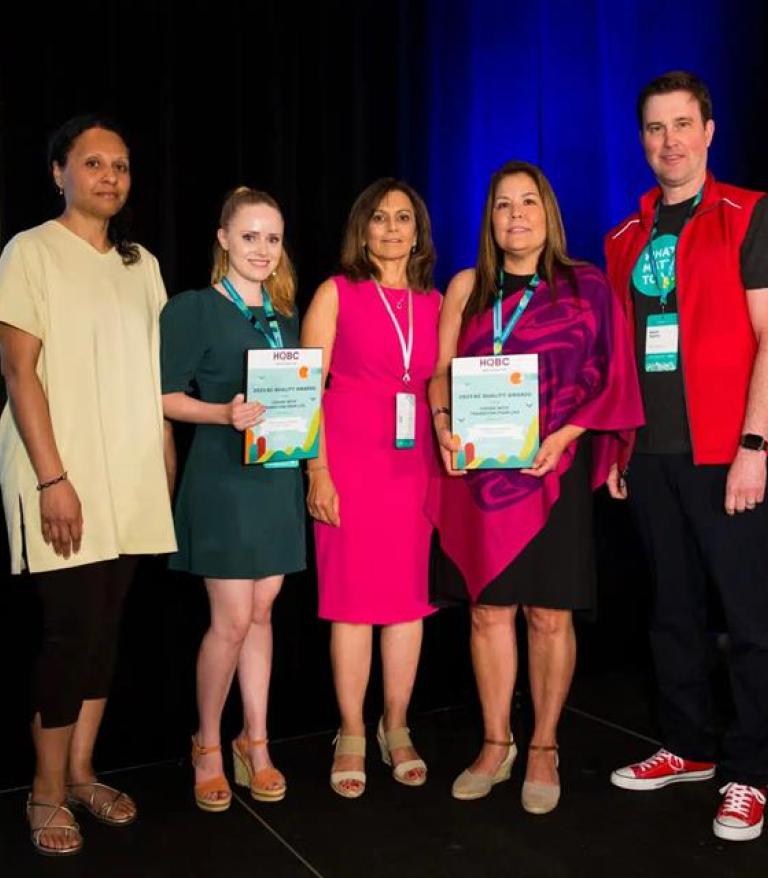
xmin=739 ymin=433 xmax=768 ymax=452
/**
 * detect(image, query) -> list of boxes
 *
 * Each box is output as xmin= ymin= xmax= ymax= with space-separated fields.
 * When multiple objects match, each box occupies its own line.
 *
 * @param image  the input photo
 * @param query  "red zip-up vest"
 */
xmin=604 ymin=173 xmax=764 ymax=465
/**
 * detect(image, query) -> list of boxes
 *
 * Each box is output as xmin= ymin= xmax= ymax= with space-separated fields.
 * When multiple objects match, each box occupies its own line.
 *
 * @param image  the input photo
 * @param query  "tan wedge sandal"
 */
xmin=452 ymin=736 xmax=517 ymax=800
xmin=376 ymin=717 xmax=427 ymax=787
xmin=232 ymin=736 xmax=286 ymax=802
xmin=191 ymin=736 xmax=232 ymax=813
xmin=521 ymin=744 xmax=560 ymax=814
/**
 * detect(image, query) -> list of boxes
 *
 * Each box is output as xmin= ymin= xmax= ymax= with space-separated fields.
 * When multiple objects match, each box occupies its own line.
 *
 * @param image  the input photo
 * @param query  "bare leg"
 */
xmin=195 ymin=579 xmax=253 ymax=803
xmin=29 ymin=715 xmax=77 ymax=851
xmin=65 ymin=698 xmax=136 ymax=820
xmin=467 ymin=605 xmax=518 ymax=775
xmin=524 ymin=606 xmax=576 ymax=785
xmin=380 ymin=620 xmax=425 ymax=781
xmin=237 ymin=575 xmax=283 ymax=784
xmin=330 ymin=622 xmax=372 ymax=794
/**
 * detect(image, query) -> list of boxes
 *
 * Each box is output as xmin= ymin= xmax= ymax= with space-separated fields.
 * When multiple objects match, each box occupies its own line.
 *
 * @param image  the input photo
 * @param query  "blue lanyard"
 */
xmin=493 ymin=271 xmax=540 ymax=355
xmin=221 ymin=276 xmax=284 ymax=349
xmin=647 ymin=187 xmax=702 ymax=310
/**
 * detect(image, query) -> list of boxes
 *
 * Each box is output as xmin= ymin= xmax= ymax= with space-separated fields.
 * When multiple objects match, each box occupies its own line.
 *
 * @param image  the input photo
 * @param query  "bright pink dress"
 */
xmin=315 ymin=275 xmax=441 ymax=623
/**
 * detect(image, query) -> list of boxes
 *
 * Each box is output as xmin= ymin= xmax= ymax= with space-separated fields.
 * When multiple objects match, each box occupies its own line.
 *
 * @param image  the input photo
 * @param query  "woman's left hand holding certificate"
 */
xmin=226 ymin=393 xmax=265 ymax=432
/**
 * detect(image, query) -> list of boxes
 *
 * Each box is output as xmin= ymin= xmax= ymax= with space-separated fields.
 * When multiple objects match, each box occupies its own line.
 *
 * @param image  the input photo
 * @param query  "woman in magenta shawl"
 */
xmin=427 ymin=161 xmax=643 ymax=813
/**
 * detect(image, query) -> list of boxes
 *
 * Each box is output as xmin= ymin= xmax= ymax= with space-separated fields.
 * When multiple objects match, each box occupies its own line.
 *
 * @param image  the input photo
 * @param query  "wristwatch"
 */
xmin=739 ymin=433 xmax=768 ymax=452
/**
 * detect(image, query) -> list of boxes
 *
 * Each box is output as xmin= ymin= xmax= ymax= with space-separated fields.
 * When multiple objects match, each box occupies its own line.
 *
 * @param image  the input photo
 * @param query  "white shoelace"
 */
xmin=719 ymin=783 xmax=766 ymax=818
xmin=637 ymin=748 xmax=682 ymax=771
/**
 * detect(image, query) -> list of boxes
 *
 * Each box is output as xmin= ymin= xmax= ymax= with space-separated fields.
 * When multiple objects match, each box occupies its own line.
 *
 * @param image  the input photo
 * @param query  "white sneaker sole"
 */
xmin=713 ymin=817 xmax=763 ymax=842
xmin=610 ymin=767 xmax=715 ymax=790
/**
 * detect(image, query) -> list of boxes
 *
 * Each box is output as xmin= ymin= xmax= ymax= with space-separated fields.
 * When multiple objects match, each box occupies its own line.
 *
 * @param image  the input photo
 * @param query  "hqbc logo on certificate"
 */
xmin=244 ymin=348 xmax=323 ymax=467
xmin=451 ymin=354 xmax=539 ymax=469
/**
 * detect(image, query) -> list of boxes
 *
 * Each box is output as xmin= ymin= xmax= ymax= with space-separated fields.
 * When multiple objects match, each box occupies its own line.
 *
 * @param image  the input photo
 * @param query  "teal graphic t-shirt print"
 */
xmin=632 ymin=234 xmax=677 ymax=297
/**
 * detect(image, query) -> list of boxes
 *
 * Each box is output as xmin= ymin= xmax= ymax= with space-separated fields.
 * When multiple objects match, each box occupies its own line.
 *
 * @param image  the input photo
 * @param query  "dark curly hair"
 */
xmin=47 ymin=114 xmax=140 ymax=266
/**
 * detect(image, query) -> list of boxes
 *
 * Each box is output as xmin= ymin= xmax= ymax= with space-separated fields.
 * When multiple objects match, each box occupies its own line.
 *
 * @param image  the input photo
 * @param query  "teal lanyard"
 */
xmin=493 ymin=271 xmax=540 ymax=355
xmin=647 ymin=187 xmax=702 ymax=310
xmin=221 ymin=276 xmax=284 ymax=349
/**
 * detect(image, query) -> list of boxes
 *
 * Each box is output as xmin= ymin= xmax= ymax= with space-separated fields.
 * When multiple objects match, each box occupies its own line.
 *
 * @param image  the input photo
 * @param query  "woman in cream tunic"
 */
xmin=0 ymin=115 xmax=176 ymax=856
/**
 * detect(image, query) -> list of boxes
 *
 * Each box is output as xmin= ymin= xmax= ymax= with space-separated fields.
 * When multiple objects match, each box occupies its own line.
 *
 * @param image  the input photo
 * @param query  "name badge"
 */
xmin=645 ymin=312 xmax=678 ymax=372
xmin=395 ymin=392 xmax=416 ymax=449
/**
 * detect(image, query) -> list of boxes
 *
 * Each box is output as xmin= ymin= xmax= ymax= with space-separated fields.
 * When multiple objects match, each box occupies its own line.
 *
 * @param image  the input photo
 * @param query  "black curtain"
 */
xmin=0 ymin=1 xmax=482 ymax=790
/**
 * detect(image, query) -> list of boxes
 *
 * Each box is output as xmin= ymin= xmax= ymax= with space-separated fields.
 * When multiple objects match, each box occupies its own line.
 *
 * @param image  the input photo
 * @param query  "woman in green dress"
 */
xmin=161 ymin=187 xmax=305 ymax=811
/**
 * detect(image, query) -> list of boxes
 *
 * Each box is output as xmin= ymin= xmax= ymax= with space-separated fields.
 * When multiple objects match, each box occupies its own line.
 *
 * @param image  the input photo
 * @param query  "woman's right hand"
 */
xmin=40 ymin=479 xmax=83 ymax=558
xmin=436 ymin=425 xmax=466 ymax=477
xmin=606 ymin=462 xmax=628 ymax=500
xmin=226 ymin=393 xmax=266 ymax=432
xmin=307 ymin=469 xmax=341 ymax=526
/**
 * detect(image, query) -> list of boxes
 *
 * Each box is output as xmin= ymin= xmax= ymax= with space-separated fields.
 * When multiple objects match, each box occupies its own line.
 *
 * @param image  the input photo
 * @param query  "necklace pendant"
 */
xmin=403 ymin=372 xmax=411 ymax=384
xmin=396 ymin=300 xmax=403 ymax=310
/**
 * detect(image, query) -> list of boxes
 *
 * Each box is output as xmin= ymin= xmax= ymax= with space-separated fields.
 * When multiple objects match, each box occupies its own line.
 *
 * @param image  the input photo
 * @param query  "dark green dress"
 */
xmin=160 ymin=287 xmax=306 ymax=578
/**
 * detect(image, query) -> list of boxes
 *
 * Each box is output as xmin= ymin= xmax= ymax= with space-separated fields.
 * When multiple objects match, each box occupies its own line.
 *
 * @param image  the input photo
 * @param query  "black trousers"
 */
xmin=30 ymin=556 xmax=138 ymax=729
xmin=627 ymin=453 xmax=768 ymax=787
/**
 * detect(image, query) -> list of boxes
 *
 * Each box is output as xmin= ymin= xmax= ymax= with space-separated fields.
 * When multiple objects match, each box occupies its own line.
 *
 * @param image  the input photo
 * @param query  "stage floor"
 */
xmin=1 ymin=668 xmax=763 ymax=878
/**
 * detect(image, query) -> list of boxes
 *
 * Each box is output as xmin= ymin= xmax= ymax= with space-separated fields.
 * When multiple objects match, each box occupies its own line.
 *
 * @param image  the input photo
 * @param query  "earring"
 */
xmin=411 ymin=242 xmax=417 ymax=253
xmin=271 ymin=269 xmax=278 ymax=278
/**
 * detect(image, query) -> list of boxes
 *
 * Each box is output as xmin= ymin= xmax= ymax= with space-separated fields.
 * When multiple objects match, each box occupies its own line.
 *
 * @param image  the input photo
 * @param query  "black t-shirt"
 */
xmin=633 ymin=194 xmax=768 ymax=454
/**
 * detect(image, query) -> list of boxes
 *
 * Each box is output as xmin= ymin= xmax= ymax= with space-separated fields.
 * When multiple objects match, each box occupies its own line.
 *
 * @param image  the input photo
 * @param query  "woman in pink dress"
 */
xmin=301 ymin=179 xmax=440 ymax=798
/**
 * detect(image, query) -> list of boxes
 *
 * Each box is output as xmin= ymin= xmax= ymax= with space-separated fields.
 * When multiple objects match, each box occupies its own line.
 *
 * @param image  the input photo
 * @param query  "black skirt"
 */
xmin=430 ymin=437 xmax=595 ymax=610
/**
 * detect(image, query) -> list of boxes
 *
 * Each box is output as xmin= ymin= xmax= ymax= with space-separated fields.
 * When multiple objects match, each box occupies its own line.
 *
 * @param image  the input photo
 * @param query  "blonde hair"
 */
xmin=211 ymin=186 xmax=297 ymax=316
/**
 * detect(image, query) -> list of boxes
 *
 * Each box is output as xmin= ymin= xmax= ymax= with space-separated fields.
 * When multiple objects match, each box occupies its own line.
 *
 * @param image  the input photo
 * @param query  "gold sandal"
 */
xmin=232 ymin=736 xmax=286 ymax=802
xmin=191 ymin=736 xmax=232 ymax=813
xmin=376 ymin=717 xmax=427 ymax=787
xmin=330 ymin=731 xmax=366 ymax=798
xmin=66 ymin=781 xmax=137 ymax=826
xmin=26 ymin=797 xmax=83 ymax=857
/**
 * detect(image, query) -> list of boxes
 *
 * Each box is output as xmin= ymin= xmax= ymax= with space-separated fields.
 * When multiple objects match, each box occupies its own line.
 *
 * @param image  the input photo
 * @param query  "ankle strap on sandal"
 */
xmin=528 ymin=743 xmax=559 ymax=752
xmin=192 ymin=736 xmax=221 ymax=756
xmin=484 ymin=736 xmax=514 ymax=747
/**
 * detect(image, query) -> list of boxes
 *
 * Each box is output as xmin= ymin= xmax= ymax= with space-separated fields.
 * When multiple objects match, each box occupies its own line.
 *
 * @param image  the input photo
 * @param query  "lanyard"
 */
xmin=647 ymin=188 xmax=702 ymax=310
xmin=221 ymin=276 xmax=284 ymax=349
xmin=373 ymin=278 xmax=413 ymax=383
xmin=493 ymin=271 xmax=540 ymax=355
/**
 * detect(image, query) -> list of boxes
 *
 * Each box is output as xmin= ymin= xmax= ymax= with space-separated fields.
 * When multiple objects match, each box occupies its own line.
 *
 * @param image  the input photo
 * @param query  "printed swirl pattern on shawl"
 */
xmin=425 ymin=264 xmax=643 ymax=600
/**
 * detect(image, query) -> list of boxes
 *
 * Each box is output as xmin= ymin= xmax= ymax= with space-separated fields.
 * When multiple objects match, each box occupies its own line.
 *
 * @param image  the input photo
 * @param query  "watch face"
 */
xmin=741 ymin=433 xmax=767 ymax=451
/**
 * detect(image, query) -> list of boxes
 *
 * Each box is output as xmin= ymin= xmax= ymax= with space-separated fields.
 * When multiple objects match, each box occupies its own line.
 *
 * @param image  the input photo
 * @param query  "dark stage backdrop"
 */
xmin=0 ymin=0 xmax=764 ymax=789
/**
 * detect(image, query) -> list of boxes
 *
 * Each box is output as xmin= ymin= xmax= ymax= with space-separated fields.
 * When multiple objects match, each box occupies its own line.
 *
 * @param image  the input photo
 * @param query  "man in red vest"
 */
xmin=604 ymin=70 xmax=768 ymax=842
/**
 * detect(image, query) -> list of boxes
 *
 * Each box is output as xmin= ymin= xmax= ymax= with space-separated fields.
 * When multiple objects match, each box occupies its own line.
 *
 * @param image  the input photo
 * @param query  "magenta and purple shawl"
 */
xmin=425 ymin=264 xmax=644 ymax=601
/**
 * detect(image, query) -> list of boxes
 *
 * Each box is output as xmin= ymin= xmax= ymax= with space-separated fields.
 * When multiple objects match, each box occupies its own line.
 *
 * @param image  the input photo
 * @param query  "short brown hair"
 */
xmin=339 ymin=178 xmax=436 ymax=292
xmin=463 ymin=160 xmax=581 ymax=326
xmin=211 ymin=187 xmax=297 ymax=317
xmin=636 ymin=70 xmax=713 ymax=128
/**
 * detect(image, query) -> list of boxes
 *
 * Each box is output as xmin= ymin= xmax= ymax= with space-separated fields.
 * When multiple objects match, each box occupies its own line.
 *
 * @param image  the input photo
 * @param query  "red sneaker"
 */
xmin=611 ymin=748 xmax=716 ymax=790
xmin=713 ymin=783 xmax=766 ymax=842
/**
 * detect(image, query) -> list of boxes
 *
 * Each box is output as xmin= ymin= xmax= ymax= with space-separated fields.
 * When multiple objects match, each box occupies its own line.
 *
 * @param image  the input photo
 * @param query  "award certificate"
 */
xmin=451 ymin=354 xmax=539 ymax=469
xmin=244 ymin=348 xmax=323 ymax=466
